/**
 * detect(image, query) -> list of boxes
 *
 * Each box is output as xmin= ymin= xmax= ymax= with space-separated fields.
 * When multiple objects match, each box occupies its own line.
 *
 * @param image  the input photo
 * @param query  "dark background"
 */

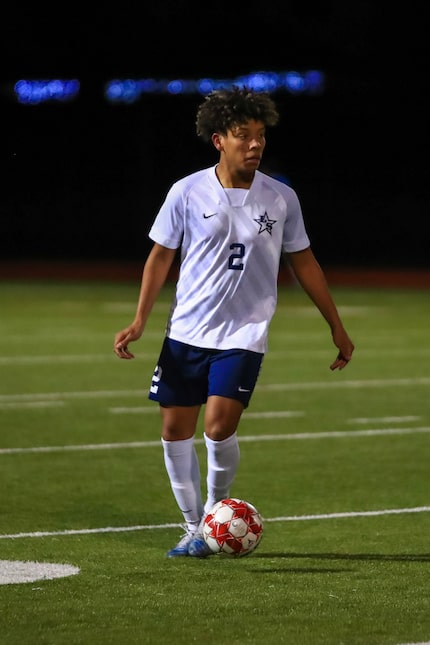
xmin=2 ymin=1 xmax=429 ymax=269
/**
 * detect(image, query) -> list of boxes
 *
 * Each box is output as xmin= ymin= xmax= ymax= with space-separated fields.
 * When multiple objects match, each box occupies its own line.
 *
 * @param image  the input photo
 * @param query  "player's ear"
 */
xmin=211 ymin=132 xmax=224 ymax=152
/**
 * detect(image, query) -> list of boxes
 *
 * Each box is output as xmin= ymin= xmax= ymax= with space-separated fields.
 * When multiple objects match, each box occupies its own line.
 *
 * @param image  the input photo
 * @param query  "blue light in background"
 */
xmin=104 ymin=70 xmax=325 ymax=104
xmin=10 ymin=71 xmax=325 ymax=105
xmin=14 ymin=79 xmax=80 ymax=104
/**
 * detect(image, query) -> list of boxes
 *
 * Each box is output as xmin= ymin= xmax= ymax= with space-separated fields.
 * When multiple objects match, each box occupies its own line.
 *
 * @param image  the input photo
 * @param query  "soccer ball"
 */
xmin=203 ymin=498 xmax=264 ymax=557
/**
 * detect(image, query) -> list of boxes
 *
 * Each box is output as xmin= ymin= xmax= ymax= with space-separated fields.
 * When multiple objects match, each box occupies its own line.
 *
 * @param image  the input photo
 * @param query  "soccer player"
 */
xmin=114 ymin=86 xmax=355 ymax=557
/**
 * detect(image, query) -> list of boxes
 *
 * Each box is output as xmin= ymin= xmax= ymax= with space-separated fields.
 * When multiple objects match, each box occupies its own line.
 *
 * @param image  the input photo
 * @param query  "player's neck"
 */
xmin=215 ymin=164 xmax=254 ymax=189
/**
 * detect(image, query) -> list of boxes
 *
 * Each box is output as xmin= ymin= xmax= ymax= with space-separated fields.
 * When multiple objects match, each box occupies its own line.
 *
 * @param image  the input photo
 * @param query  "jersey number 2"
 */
xmin=228 ymin=243 xmax=245 ymax=271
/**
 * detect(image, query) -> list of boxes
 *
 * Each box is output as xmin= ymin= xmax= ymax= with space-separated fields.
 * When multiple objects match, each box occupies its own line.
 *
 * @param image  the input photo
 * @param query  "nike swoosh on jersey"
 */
xmin=203 ymin=213 xmax=217 ymax=218
xmin=238 ymin=386 xmax=251 ymax=392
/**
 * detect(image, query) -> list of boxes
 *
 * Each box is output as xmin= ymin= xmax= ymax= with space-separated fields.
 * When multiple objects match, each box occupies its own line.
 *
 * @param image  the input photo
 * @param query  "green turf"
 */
xmin=0 ymin=280 xmax=429 ymax=644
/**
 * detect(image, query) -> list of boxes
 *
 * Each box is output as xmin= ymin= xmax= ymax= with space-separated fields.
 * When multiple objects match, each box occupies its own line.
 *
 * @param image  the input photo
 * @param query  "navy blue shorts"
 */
xmin=148 ymin=337 xmax=264 ymax=408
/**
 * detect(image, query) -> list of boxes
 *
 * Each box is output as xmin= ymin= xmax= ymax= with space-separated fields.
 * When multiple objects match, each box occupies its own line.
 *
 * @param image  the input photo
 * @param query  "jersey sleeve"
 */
xmin=148 ymin=181 xmax=185 ymax=250
xmin=281 ymin=185 xmax=311 ymax=253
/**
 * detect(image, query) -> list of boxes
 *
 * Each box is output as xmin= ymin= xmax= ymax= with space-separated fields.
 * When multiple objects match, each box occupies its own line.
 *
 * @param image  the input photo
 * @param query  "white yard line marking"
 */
xmin=238 ymin=427 xmax=430 ymax=440
xmin=1 ymin=426 xmax=429 ymax=455
xmin=244 ymin=411 xmax=305 ymax=419
xmin=1 ymin=349 xmax=430 ymax=365
xmin=108 ymin=408 xmax=305 ymax=418
xmin=261 ymin=377 xmax=430 ymax=391
xmin=266 ymin=506 xmax=430 ymax=522
xmin=1 ymin=506 xmax=429 ymax=540
xmin=0 ymin=352 xmax=281 ymax=364
xmin=0 ymin=354 xmax=160 ymax=365
xmin=349 ymin=416 xmax=421 ymax=424
xmin=1 ymin=377 xmax=430 ymax=403
xmin=0 ymin=401 xmax=65 ymax=409
xmin=108 ymin=407 xmax=163 ymax=414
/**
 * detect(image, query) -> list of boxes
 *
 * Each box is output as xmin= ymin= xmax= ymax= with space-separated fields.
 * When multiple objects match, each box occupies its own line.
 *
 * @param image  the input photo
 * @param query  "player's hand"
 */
xmin=330 ymin=330 xmax=354 ymax=371
xmin=330 ymin=352 xmax=352 ymax=371
xmin=113 ymin=326 xmax=141 ymax=359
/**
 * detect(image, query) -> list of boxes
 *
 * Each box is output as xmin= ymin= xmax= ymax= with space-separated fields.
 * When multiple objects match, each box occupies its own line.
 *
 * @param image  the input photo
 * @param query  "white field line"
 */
xmin=2 ymin=348 xmax=430 ymax=365
xmin=349 ymin=416 xmax=421 ymax=424
xmin=108 ymin=408 xmax=305 ymax=418
xmin=1 ymin=376 xmax=430 ymax=404
xmin=1 ymin=506 xmax=429 ymax=541
xmin=1 ymin=426 xmax=430 ymax=455
xmin=266 ymin=506 xmax=430 ymax=522
xmin=108 ymin=406 xmax=158 ymax=414
xmin=261 ymin=377 xmax=430 ymax=391
xmin=0 ymin=401 xmax=65 ymax=409
xmin=0 ymin=354 xmax=156 ymax=365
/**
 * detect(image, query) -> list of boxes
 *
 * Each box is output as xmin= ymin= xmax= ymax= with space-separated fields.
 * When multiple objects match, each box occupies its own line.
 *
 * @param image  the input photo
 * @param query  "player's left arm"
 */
xmin=285 ymin=247 xmax=355 ymax=370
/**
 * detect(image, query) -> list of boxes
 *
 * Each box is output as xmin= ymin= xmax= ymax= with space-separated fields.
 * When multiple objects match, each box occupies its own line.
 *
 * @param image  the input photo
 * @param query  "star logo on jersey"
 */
xmin=254 ymin=211 xmax=277 ymax=235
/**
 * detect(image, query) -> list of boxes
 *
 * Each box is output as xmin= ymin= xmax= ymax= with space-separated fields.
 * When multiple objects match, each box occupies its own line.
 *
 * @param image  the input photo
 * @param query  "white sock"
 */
xmin=162 ymin=437 xmax=204 ymax=533
xmin=204 ymin=432 xmax=240 ymax=514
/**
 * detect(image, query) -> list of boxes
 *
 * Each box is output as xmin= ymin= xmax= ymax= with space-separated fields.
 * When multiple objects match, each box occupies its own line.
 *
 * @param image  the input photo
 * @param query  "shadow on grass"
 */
xmin=252 ymin=551 xmax=430 ymax=563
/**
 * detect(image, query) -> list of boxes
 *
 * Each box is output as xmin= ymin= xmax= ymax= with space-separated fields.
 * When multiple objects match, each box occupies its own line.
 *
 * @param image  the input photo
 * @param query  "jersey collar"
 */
xmin=208 ymin=165 xmax=262 ymax=206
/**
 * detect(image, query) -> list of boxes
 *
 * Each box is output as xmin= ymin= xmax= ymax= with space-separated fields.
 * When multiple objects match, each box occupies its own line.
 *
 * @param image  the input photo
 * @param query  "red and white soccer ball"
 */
xmin=203 ymin=497 xmax=264 ymax=557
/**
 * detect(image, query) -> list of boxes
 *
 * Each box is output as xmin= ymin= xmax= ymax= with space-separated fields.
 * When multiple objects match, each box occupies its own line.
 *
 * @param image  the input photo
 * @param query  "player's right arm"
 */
xmin=113 ymin=243 xmax=177 ymax=359
xmin=286 ymin=247 xmax=354 ymax=370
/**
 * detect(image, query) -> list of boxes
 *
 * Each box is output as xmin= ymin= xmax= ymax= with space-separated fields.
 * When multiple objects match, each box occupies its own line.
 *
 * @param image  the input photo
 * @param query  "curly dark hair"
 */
xmin=196 ymin=86 xmax=279 ymax=142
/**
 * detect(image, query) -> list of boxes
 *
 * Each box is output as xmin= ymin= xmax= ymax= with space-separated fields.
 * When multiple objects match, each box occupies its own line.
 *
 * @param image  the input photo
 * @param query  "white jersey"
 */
xmin=149 ymin=165 xmax=310 ymax=353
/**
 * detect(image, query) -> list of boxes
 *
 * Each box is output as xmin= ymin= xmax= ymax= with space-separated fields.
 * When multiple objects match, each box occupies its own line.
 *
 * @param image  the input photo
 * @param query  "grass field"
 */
xmin=0 ymin=279 xmax=429 ymax=645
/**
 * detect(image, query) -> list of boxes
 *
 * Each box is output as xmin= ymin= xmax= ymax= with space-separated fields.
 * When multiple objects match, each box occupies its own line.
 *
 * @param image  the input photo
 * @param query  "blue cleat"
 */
xmin=166 ymin=531 xmax=195 ymax=558
xmin=188 ymin=534 xmax=213 ymax=557
xmin=187 ymin=515 xmax=213 ymax=557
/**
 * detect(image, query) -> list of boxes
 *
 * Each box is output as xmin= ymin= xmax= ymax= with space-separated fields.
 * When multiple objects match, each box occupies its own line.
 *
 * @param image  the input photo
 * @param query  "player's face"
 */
xmin=217 ymin=119 xmax=266 ymax=172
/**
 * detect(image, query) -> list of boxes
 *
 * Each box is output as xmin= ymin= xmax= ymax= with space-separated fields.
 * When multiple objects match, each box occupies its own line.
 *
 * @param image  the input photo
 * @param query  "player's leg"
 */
xmin=202 ymin=347 xmax=263 ymax=510
xmin=186 ymin=397 xmax=243 ymax=558
xmin=160 ymin=404 xmax=204 ymax=533
xmin=202 ymin=396 xmax=243 ymax=511
xmin=188 ymin=349 xmax=263 ymax=557
xmin=148 ymin=338 xmax=207 ymax=556
xmin=161 ymin=406 xmax=205 ymax=557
